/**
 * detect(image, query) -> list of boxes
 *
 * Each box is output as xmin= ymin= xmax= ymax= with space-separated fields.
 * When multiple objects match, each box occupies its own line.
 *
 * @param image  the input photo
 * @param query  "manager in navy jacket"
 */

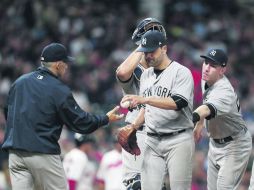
xmin=2 ymin=43 xmax=124 ymax=190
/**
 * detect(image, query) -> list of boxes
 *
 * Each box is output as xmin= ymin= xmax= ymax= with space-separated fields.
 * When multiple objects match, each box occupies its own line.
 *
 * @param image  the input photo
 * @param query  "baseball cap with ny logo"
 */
xmin=137 ymin=30 xmax=167 ymax=53
xmin=200 ymin=49 xmax=228 ymax=67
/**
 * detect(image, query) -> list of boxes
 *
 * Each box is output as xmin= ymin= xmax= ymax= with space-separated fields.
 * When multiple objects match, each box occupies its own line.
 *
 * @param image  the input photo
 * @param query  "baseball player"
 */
xmin=193 ymin=49 xmax=252 ymax=190
xmin=121 ymin=30 xmax=195 ymax=190
xmin=116 ymin=18 xmax=167 ymax=190
xmin=96 ymin=139 xmax=125 ymax=190
xmin=63 ymin=134 xmax=97 ymax=190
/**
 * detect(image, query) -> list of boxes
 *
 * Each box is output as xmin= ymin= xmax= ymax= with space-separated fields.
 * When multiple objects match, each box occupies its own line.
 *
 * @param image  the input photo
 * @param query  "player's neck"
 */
xmin=154 ymin=59 xmax=173 ymax=78
xmin=206 ymin=75 xmax=224 ymax=87
xmin=155 ymin=57 xmax=172 ymax=70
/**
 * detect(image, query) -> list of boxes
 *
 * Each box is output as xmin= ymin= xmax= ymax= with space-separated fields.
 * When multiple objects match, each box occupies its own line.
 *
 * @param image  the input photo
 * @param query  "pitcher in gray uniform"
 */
xmin=121 ymin=30 xmax=195 ymax=190
xmin=116 ymin=18 xmax=167 ymax=190
xmin=193 ymin=49 xmax=252 ymax=190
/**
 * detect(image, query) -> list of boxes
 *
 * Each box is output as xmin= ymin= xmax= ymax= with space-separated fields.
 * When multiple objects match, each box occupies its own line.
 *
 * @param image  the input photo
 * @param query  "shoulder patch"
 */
xmin=37 ymin=75 xmax=44 ymax=80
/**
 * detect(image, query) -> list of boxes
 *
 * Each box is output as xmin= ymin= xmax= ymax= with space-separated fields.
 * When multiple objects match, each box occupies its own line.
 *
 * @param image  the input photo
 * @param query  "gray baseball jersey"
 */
xmin=202 ymin=75 xmax=247 ymax=138
xmin=140 ymin=61 xmax=194 ymax=133
xmin=139 ymin=60 xmax=195 ymax=190
xmin=202 ymin=75 xmax=252 ymax=190
xmin=117 ymin=63 xmax=146 ymax=181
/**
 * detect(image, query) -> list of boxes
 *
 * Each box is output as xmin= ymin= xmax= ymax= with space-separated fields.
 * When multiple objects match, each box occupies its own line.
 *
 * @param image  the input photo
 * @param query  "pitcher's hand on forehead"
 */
xmin=121 ymin=95 xmax=145 ymax=108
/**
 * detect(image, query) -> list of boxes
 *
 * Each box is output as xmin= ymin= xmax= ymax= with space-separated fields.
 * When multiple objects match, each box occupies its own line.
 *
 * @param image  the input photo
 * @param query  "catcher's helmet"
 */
xmin=132 ymin=17 xmax=166 ymax=45
xmin=74 ymin=133 xmax=95 ymax=147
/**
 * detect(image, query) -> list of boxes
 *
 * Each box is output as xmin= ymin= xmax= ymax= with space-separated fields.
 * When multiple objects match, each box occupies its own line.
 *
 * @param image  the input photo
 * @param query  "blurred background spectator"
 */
xmin=63 ymin=134 xmax=98 ymax=190
xmin=0 ymin=0 xmax=254 ymax=189
xmin=95 ymin=135 xmax=124 ymax=190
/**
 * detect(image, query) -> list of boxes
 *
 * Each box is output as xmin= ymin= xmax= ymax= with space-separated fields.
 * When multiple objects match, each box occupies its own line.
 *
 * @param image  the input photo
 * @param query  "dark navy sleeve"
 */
xmin=58 ymin=94 xmax=109 ymax=134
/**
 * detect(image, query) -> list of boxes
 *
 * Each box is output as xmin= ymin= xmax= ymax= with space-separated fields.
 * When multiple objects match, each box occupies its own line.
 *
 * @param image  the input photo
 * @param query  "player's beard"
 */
xmin=145 ymin=53 xmax=163 ymax=68
xmin=146 ymin=58 xmax=157 ymax=67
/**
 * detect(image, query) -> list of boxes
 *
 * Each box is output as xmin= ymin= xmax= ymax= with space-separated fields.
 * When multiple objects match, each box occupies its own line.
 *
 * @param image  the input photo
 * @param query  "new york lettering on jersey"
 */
xmin=139 ymin=61 xmax=194 ymax=133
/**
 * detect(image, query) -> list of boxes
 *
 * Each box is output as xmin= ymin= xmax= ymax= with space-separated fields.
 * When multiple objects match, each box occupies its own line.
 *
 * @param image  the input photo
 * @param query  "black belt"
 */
xmin=213 ymin=136 xmax=233 ymax=144
xmin=147 ymin=129 xmax=186 ymax=138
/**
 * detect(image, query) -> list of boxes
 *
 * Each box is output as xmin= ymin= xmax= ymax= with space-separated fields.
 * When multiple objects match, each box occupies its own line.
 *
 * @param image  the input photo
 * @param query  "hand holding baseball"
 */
xmin=120 ymin=95 xmax=145 ymax=109
xmin=120 ymin=100 xmax=131 ymax=108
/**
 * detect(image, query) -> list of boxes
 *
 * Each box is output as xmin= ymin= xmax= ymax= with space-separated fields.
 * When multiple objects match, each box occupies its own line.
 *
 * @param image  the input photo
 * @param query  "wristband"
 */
xmin=192 ymin=112 xmax=200 ymax=123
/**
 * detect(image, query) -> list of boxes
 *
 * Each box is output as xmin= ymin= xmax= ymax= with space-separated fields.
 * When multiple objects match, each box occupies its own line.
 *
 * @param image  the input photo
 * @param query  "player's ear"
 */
xmin=220 ymin=66 xmax=226 ymax=74
xmin=56 ymin=61 xmax=62 ymax=70
xmin=162 ymin=45 xmax=167 ymax=54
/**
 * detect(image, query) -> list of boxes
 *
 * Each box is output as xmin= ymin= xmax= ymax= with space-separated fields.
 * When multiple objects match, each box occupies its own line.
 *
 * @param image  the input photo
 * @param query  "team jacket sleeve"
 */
xmin=58 ymin=93 xmax=109 ymax=134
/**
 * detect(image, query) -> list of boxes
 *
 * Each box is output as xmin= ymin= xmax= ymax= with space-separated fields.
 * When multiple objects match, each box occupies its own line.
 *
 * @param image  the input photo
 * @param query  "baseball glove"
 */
xmin=117 ymin=124 xmax=141 ymax=156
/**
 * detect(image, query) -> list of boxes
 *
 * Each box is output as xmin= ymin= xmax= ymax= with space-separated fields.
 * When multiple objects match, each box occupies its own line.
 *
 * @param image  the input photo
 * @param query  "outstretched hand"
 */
xmin=106 ymin=106 xmax=124 ymax=123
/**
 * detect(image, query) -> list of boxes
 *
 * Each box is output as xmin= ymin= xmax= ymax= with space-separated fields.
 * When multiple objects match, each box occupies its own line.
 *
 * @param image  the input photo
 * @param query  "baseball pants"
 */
xmin=207 ymin=130 xmax=252 ymax=190
xmin=9 ymin=150 xmax=68 ymax=190
xmin=141 ymin=129 xmax=194 ymax=190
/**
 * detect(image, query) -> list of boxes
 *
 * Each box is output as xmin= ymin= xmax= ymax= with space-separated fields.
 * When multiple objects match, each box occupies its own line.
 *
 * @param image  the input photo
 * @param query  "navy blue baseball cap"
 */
xmin=137 ymin=30 xmax=167 ymax=53
xmin=200 ymin=49 xmax=228 ymax=67
xmin=41 ymin=43 xmax=75 ymax=63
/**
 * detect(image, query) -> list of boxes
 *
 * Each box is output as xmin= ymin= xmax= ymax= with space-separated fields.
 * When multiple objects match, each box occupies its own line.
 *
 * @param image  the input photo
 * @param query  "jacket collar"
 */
xmin=37 ymin=66 xmax=59 ymax=79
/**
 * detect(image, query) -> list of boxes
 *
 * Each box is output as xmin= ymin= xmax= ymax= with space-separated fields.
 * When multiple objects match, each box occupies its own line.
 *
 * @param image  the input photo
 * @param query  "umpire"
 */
xmin=1 ymin=43 xmax=123 ymax=190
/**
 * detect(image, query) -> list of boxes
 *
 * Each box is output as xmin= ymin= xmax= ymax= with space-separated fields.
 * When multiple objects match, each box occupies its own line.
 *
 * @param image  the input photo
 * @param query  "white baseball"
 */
xmin=120 ymin=100 xmax=131 ymax=108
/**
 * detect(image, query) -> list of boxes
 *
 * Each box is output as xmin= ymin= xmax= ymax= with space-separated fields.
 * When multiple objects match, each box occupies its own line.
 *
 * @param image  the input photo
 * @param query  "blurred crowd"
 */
xmin=0 ymin=0 xmax=254 ymax=189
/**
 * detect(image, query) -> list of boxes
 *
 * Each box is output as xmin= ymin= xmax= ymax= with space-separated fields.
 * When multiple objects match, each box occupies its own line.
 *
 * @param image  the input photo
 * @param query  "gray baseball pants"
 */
xmin=208 ymin=130 xmax=252 ymax=190
xmin=8 ymin=150 xmax=68 ymax=190
xmin=141 ymin=129 xmax=194 ymax=190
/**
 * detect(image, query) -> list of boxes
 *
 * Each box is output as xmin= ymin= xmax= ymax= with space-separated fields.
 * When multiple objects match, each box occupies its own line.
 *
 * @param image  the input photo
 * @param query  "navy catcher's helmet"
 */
xmin=132 ymin=17 xmax=166 ymax=45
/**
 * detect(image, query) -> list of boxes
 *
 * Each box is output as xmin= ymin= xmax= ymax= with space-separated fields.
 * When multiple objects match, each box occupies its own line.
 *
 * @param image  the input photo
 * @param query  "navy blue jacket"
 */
xmin=2 ymin=67 xmax=109 ymax=154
